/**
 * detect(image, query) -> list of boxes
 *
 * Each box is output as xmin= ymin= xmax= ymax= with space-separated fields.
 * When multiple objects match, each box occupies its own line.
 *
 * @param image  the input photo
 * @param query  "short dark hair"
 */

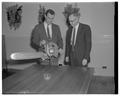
xmin=45 ymin=9 xmax=55 ymax=16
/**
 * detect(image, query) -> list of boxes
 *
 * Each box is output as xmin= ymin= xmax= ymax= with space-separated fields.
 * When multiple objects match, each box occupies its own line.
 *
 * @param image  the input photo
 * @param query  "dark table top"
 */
xmin=3 ymin=64 xmax=94 ymax=94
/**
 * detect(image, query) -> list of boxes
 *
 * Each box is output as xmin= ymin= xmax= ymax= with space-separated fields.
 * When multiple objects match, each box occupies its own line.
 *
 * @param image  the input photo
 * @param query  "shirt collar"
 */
xmin=74 ymin=23 xmax=79 ymax=30
xmin=44 ymin=21 xmax=47 ymax=27
xmin=44 ymin=21 xmax=52 ymax=27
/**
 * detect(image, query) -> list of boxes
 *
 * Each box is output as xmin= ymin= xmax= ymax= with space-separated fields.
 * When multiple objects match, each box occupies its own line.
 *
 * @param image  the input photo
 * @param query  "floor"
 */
xmin=87 ymin=76 xmax=115 ymax=94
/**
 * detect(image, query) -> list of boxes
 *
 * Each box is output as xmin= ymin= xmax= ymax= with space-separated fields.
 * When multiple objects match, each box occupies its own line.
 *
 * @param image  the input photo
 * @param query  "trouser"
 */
xmin=69 ymin=50 xmax=81 ymax=66
xmin=69 ymin=50 xmax=88 ymax=67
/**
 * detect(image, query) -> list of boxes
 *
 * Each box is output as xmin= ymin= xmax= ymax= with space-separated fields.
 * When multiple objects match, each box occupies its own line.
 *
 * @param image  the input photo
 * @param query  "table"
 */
xmin=3 ymin=64 xmax=94 ymax=94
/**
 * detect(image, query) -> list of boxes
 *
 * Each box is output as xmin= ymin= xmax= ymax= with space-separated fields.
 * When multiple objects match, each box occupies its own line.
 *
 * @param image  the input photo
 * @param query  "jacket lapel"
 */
xmin=75 ymin=23 xmax=82 ymax=46
xmin=51 ymin=24 xmax=54 ymax=39
xmin=42 ymin=23 xmax=48 ymax=40
xmin=69 ymin=26 xmax=72 ymax=43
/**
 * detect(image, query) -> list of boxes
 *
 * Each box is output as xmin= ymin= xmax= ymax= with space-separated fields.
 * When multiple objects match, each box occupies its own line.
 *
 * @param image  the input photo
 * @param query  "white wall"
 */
xmin=2 ymin=2 xmax=114 ymax=76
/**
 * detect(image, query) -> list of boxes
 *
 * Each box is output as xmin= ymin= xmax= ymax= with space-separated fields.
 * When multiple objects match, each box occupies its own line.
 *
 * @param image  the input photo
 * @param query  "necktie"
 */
xmin=72 ymin=28 xmax=75 ymax=51
xmin=47 ymin=25 xmax=51 ymax=39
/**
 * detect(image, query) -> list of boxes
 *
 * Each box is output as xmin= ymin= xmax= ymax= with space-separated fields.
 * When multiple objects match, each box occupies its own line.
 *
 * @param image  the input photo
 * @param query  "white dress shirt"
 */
xmin=44 ymin=22 xmax=52 ymax=38
xmin=71 ymin=23 xmax=79 ymax=46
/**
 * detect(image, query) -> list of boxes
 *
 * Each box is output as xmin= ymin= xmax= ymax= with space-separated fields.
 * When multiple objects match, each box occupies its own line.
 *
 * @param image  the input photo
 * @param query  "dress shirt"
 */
xmin=44 ymin=22 xmax=52 ymax=38
xmin=71 ymin=23 xmax=79 ymax=46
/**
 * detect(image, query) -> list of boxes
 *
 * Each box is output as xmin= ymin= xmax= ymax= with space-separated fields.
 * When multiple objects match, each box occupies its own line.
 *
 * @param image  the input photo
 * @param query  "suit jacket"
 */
xmin=65 ymin=23 xmax=92 ymax=66
xmin=31 ymin=23 xmax=63 ymax=52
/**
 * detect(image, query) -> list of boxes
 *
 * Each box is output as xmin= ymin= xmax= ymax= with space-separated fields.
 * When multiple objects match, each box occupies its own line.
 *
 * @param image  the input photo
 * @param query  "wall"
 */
xmin=2 ymin=2 xmax=114 ymax=76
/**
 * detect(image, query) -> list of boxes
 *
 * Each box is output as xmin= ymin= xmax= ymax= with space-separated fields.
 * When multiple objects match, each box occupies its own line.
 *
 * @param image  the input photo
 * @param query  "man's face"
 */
xmin=45 ymin=13 xmax=55 ymax=25
xmin=69 ymin=14 xmax=79 ymax=27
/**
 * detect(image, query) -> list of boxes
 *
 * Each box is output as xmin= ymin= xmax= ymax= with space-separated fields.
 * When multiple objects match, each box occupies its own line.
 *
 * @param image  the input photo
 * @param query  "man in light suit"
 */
xmin=31 ymin=9 xmax=63 ymax=64
xmin=65 ymin=12 xmax=92 ymax=67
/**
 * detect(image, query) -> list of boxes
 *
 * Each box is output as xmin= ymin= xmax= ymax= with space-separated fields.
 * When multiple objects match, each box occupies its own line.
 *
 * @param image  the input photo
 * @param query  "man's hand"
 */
xmin=41 ymin=53 xmax=48 ymax=60
xmin=82 ymin=58 xmax=88 ymax=66
xmin=58 ymin=48 xmax=63 ymax=55
xmin=40 ymin=40 xmax=46 ymax=46
xmin=65 ymin=56 xmax=69 ymax=62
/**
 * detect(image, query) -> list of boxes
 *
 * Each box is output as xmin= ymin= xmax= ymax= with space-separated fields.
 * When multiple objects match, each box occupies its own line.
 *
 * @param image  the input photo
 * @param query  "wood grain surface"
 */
xmin=3 ymin=64 xmax=94 ymax=94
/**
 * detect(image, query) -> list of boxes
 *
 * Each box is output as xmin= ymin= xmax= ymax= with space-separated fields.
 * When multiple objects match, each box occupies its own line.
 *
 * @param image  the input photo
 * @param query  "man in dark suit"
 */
xmin=65 ymin=12 xmax=92 ymax=67
xmin=31 ymin=9 xmax=63 ymax=64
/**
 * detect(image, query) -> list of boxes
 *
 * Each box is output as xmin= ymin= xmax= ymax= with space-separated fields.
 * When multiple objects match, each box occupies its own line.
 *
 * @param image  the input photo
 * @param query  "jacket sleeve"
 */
xmin=30 ymin=25 xmax=41 ymax=51
xmin=84 ymin=25 xmax=92 ymax=63
xmin=57 ymin=26 xmax=63 ymax=49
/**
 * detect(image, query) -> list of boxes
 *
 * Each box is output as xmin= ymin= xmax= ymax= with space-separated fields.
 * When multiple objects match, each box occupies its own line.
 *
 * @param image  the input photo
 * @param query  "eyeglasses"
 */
xmin=46 ymin=15 xmax=54 ymax=20
xmin=69 ymin=18 xmax=77 ymax=23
